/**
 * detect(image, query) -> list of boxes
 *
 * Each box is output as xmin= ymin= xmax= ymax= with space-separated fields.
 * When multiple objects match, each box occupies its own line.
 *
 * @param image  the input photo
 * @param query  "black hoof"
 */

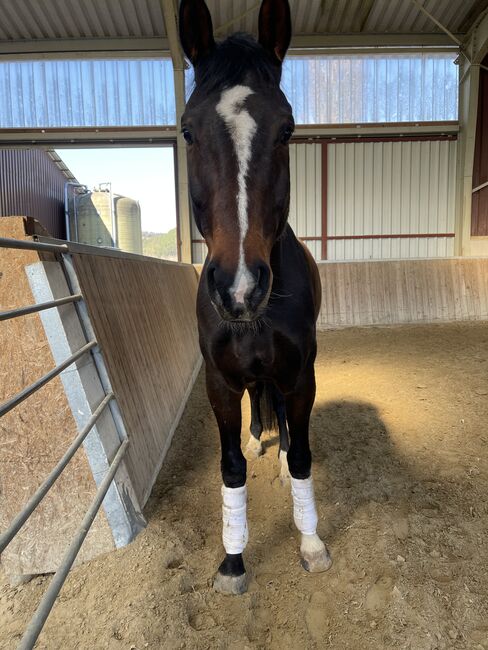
xmin=213 ymin=571 xmax=248 ymax=595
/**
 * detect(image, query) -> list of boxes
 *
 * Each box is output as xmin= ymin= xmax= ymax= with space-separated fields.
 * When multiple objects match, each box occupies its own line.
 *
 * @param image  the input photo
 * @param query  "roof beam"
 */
xmin=409 ymin=0 xmax=462 ymax=46
xmin=160 ymin=0 xmax=192 ymax=263
xmin=0 ymin=37 xmax=170 ymax=59
xmin=290 ymin=33 xmax=461 ymax=49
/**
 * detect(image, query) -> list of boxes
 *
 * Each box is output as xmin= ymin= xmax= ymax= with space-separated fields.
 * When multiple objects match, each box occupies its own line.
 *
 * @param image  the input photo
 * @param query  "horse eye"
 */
xmin=280 ymin=125 xmax=294 ymax=144
xmin=182 ymin=128 xmax=193 ymax=145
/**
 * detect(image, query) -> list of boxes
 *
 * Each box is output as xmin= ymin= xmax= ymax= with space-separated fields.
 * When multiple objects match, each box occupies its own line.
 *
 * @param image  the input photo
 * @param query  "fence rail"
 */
xmin=0 ymin=235 xmax=129 ymax=650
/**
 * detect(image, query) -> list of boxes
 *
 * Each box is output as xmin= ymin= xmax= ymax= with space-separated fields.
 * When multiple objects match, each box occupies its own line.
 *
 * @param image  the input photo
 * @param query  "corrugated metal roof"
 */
xmin=0 ymin=0 xmax=166 ymax=40
xmin=0 ymin=0 xmax=485 ymax=44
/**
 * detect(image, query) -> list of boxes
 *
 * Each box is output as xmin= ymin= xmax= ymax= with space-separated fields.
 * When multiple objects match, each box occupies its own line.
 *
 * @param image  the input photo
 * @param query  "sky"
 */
xmin=56 ymin=147 xmax=177 ymax=234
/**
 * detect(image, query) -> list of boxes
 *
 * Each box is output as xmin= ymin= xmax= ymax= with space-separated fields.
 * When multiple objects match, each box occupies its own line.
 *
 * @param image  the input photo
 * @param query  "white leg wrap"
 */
xmin=222 ymin=485 xmax=248 ymax=555
xmin=291 ymin=477 xmax=318 ymax=536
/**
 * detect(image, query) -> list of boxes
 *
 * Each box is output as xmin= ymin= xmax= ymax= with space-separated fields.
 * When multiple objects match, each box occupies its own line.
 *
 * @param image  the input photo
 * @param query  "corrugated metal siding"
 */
xmin=282 ymin=54 xmax=459 ymax=124
xmin=0 ymin=149 xmax=66 ymax=238
xmin=0 ymin=59 xmax=176 ymax=128
xmin=327 ymin=139 xmax=458 ymax=261
xmin=289 ymin=143 xmax=322 ymax=260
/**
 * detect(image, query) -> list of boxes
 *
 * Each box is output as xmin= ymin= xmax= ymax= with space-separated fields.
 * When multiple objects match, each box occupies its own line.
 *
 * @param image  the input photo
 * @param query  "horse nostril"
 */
xmin=256 ymin=263 xmax=270 ymax=294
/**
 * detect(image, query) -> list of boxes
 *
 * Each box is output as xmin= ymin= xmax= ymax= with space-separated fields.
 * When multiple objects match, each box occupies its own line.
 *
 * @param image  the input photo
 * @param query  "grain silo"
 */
xmin=114 ymin=195 xmax=143 ymax=254
xmin=76 ymin=190 xmax=114 ymax=248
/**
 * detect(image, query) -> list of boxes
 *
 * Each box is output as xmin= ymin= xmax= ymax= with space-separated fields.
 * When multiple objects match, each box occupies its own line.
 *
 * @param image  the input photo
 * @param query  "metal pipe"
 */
xmin=0 ymin=237 xmax=69 ymax=253
xmin=0 ymin=392 xmax=114 ymax=554
xmin=409 ymin=0 xmax=463 ymax=47
xmin=472 ymin=180 xmax=488 ymax=194
xmin=17 ymin=438 xmax=129 ymax=650
xmin=0 ymin=340 xmax=97 ymax=418
xmin=0 ymin=293 xmax=82 ymax=322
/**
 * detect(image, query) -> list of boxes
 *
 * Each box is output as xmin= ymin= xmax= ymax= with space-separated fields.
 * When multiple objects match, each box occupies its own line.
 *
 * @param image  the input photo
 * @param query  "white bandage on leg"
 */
xmin=222 ymin=485 xmax=249 ymax=555
xmin=291 ymin=477 xmax=318 ymax=536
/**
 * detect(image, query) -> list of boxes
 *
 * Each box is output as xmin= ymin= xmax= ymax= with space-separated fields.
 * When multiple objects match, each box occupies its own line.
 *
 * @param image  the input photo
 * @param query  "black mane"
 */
xmin=193 ymin=33 xmax=282 ymax=93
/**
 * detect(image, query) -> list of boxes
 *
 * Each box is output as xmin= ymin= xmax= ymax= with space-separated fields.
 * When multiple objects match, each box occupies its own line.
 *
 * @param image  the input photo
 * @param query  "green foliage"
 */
xmin=142 ymin=228 xmax=178 ymax=260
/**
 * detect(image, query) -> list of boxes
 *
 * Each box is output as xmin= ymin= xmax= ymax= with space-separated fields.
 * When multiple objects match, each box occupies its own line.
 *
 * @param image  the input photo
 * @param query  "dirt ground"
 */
xmin=2 ymin=322 xmax=488 ymax=650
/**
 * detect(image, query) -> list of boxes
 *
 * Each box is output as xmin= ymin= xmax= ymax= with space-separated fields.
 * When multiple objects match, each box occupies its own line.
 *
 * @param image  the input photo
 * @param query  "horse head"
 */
xmin=180 ymin=0 xmax=294 ymax=322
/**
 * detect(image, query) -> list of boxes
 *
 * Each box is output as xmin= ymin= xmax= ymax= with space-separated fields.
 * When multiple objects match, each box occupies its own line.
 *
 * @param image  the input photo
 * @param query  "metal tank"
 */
xmin=75 ymin=190 xmax=114 ymax=248
xmin=114 ymin=195 xmax=143 ymax=254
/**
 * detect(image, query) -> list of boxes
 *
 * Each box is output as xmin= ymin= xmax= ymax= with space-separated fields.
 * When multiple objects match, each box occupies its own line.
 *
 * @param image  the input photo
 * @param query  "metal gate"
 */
xmin=0 ymin=236 xmax=135 ymax=649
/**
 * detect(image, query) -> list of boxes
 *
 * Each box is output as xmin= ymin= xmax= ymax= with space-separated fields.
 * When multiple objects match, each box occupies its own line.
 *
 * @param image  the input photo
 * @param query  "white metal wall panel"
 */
xmin=289 ymin=143 xmax=322 ymax=260
xmin=327 ymin=139 xmax=457 ymax=261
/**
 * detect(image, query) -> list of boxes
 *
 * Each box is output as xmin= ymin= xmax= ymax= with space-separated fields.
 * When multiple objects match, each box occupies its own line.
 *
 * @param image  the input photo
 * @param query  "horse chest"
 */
xmin=209 ymin=328 xmax=302 ymax=391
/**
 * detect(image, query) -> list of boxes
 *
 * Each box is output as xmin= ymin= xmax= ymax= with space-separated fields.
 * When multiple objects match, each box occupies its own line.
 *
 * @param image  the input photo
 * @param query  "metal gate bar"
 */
xmin=18 ymin=438 xmax=129 ymax=650
xmin=0 ymin=236 xmax=68 ymax=253
xmin=0 ymin=392 xmax=114 ymax=554
xmin=1 ymin=235 xmax=132 ymax=650
xmin=0 ymin=293 xmax=82 ymax=321
xmin=0 ymin=339 xmax=97 ymax=417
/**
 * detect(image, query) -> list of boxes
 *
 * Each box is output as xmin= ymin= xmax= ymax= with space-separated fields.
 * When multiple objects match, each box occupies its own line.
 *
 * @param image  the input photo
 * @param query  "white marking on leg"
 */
xmin=291 ymin=476 xmax=318 ymax=535
xmin=300 ymin=532 xmax=326 ymax=555
xmin=279 ymin=449 xmax=291 ymax=484
xmin=290 ymin=476 xmax=332 ymax=572
xmin=221 ymin=484 xmax=248 ymax=555
xmin=216 ymin=85 xmax=257 ymax=305
xmin=245 ymin=435 xmax=263 ymax=459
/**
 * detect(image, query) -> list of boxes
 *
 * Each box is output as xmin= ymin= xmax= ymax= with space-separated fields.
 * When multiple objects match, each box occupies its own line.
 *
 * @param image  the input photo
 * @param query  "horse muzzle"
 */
xmin=207 ymin=260 xmax=272 ymax=321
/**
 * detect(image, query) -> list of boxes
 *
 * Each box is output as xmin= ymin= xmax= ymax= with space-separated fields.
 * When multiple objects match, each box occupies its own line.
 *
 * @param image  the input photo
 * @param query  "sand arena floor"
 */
xmin=2 ymin=322 xmax=488 ymax=649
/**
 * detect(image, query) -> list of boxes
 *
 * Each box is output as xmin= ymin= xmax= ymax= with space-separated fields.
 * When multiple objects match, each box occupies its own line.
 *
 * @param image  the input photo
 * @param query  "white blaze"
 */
xmin=216 ymin=85 xmax=257 ymax=305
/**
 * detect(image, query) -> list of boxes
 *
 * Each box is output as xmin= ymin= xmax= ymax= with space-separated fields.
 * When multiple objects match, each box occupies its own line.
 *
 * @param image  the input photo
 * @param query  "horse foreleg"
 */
xmin=286 ymin=366 xmax=332 ymax=573
xmin=244 ymin=383 xmax=264 ymax=460
xmin=206 ymin=368 xmax=249 ymax=595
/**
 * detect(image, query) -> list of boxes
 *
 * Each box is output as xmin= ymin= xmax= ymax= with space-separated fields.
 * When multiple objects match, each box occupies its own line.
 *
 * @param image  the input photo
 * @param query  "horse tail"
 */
xmin=259 ymin=381 xmax=278 ymax=433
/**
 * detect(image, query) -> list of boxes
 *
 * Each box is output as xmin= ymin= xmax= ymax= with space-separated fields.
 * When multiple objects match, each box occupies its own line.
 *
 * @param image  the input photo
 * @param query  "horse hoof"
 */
xmin=301 ymin=549 xmax=333 ymax=573
xmin=244 ymin=436 xmax=263 ymax=461
xmin=300 ymin=534 xmax=333 ymax=573
xmin=213 ymin=571 xmax=248 ymax=595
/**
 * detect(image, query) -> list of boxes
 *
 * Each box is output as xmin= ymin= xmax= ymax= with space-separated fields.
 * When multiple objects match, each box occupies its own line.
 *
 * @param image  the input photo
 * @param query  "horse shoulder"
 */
xmin=298 ymin=240 xmax=322 ymax=321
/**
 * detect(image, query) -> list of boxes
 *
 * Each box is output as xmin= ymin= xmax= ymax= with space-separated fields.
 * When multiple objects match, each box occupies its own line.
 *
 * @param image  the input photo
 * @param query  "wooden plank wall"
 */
xmin=0 ymin=217 xmax=115 ymax=576
xmin=73 ymin=253 xmax=201 ymax=508
xmin=318 ymin=258 xmax=488 ymax=329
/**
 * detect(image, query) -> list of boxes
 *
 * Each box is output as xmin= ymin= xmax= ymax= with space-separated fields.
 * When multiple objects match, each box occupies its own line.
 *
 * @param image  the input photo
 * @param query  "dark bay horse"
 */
xmin=179 ymin=0 xmax=332 ymax=595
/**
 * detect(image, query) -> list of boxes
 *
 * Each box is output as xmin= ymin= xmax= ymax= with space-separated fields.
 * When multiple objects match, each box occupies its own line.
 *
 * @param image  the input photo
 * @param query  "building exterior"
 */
xmin=0 ymin=148 xmax=75 ymax=239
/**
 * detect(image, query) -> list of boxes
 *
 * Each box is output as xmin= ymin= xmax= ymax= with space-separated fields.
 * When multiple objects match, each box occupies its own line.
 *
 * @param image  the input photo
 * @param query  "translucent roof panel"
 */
xmin=282 ymin=53 xmax=459 ymax=124
xmin=0 ymin=58 xmax=176 ymax=128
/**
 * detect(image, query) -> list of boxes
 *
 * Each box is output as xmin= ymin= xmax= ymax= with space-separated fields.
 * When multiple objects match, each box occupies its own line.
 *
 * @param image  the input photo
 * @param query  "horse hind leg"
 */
xmin=244 ymin=383 xmax=264 ymax=460
xmin=272 ymin=386 xmax=291 ymax=485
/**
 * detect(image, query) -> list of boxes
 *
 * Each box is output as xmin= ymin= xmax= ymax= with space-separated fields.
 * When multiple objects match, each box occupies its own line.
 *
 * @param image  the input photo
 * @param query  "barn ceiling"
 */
xmin=0 ymin=0 xmax=486 ymax=53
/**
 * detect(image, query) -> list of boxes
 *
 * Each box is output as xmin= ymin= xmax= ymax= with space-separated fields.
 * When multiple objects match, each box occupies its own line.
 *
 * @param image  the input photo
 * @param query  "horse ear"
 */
xmin=258 ymin=0 xmax=292 ymax=64
xmin=179 ymin=0 xmax=215 ymax=65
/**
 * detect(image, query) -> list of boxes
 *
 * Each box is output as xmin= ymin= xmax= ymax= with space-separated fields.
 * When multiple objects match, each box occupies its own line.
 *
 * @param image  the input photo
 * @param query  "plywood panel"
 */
xmin=318 ymin=257 xmax=488 ymax=329
xmin=0 ymin=217 xmax=114 ymax=576
xmin=73 ymin=253 xmax=201 ymax=507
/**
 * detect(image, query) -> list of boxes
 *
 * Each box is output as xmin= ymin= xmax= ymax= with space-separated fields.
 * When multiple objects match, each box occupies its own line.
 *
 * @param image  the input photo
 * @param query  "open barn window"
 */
xmin=0 ymin=58 xmax=176 ymax=128
xmin=282 ymin=53 xmax=459 ymax=125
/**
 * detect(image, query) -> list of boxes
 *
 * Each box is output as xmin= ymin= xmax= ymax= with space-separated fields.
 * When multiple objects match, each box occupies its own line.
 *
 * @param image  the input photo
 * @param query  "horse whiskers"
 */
xmin=217 ymin=317 xmax=267 ymax=335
